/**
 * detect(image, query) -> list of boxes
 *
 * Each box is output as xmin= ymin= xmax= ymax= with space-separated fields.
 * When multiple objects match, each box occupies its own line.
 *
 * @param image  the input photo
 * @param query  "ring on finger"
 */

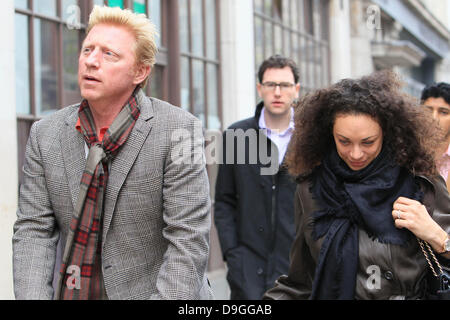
xmin=396 ymin=210 xmax=402 ymax=220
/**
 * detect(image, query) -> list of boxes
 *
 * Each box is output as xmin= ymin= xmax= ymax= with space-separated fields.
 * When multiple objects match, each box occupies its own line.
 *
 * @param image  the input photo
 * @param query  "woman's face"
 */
xmin=333 ymin=113 xmax=383 ymax=171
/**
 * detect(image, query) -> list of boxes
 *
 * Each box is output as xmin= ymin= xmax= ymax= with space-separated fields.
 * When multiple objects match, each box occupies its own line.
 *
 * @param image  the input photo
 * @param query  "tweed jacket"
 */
xmin=13 ymin=90 xmax=213 ymax=300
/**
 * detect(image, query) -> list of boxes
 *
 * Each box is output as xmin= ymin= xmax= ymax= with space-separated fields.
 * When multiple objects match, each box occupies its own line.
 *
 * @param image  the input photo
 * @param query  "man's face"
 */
xmin=78 ymin=24 xmax=149 ymax=105
xmin=256 ymin=67 xmax=300 ymax=118
xmin=422 ymin=97 xmax=450 ymax=140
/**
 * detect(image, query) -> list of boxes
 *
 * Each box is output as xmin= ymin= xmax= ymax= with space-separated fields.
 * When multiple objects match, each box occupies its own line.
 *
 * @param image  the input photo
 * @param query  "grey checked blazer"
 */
xmin=13 ymin=90 xmax=214 ymax=300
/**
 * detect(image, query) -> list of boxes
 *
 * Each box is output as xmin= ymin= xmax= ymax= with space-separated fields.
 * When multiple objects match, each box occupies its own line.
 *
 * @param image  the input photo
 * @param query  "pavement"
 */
xmin=207 ymin=268 xmax=230 ymax=300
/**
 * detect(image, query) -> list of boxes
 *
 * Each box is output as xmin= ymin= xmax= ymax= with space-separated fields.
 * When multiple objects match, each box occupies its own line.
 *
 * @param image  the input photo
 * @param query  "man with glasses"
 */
xmin=214 ymin=55 xmax=300 ymax=299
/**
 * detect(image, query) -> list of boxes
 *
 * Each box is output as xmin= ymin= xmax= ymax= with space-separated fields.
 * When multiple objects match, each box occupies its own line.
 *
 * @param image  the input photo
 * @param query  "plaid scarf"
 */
xmin=55 ymin=91 xmax=140 ymax=300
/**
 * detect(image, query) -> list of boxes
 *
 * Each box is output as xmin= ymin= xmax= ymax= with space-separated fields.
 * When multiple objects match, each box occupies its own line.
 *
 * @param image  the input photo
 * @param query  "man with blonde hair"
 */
xmin=13 ymin=6 xmax=213 ymax=300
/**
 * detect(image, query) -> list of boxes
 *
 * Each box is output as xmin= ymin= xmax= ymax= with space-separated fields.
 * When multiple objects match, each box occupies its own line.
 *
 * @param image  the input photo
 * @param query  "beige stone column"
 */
xmin=350 ymin=0 xmax=374 ymax=78
xmin=0 ymin=0 xmax=18 ymax=300
xmin=329 ymin=0 xmax=352 ymax=83
xmin=219 ymin=0 xmax=256 ymax=129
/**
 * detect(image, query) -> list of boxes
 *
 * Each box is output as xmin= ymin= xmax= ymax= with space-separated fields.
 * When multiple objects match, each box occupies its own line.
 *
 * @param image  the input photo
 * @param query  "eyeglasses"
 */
xmin=261 ymin=82 xmax=296 ymax=91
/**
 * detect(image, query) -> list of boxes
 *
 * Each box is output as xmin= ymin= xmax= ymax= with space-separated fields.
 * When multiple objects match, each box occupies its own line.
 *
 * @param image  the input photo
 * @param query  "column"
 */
xmin=219 ymin=0 xmax=256 ymax=129
xmin=350 ymin=0 xmax=374 ymax=78
xmin=329 ymin=0 xmax=352 ymax=83
xmin=0 ymin=0 xmax=18 ymax=300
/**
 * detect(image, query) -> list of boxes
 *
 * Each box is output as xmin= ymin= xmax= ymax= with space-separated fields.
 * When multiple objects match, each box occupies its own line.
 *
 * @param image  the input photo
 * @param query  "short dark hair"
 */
xmin=421 ymin=82 xmax=450 ymax=105
xmin=257 ymin=55 xmax=300 ymax=84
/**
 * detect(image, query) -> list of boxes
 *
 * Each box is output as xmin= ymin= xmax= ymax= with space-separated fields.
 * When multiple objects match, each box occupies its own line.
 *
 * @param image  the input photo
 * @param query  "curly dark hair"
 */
xmin=286 ymin=70 xmax=441 ymax=178
xmin=421 ymin=82 xmax=450 ymax=105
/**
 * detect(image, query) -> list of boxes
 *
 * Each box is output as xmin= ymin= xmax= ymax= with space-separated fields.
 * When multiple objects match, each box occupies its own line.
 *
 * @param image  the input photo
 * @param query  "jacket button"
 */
xmin=384 ymin=271 xmax=394 ymax=280
xmin=272 ymin=185 xmax=276 ymax=190
xmin=258 ymin=227 xmax=264 ymax=232
xmin=257 ymin=268 xmax=264 ymax=276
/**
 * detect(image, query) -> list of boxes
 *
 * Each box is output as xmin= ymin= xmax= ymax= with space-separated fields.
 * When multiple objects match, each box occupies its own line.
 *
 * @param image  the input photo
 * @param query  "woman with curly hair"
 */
xmin=264 ymin=70 xmax=450 ymax=300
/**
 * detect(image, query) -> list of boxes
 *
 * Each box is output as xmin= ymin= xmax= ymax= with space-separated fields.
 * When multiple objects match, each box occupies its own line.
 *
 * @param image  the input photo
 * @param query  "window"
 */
xmin=253 ymin=0 xmax=330 ymax=93
xmin=15 ymin=13 xmax=30 ymax=115
xmin=14 ymin=0 xmax=89 ymax=116
xmin=179 ymin=0 xmax=221 ymax=130
xmin=129 ymin=0 xmax=166 ymax=101
xmin=15 ymin=0 xmax=91 ymax=184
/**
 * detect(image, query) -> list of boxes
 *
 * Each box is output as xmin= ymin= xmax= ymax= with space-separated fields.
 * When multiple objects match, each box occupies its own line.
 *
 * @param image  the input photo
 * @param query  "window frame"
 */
xmin=179 ymin=0 xmax=222 ymax=130
xmin=15 ymin=0 xmax=91 ymax=120
xmin=253 ymin=0 xmax=331 ymax=93
xmin=15 ymin=0 xmax=95 ymax=184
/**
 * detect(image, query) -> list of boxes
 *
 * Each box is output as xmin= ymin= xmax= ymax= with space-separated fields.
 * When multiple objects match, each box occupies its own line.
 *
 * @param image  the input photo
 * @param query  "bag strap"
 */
xmin=417 ymin=237 xmax=444 ymax=278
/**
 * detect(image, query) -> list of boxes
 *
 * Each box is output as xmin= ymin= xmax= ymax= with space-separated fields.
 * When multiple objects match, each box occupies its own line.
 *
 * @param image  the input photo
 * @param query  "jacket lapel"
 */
xmin=102 ymin=90 xmax=154 ymax=243
xmin=61 ymin=105 xmax=86 ymax=210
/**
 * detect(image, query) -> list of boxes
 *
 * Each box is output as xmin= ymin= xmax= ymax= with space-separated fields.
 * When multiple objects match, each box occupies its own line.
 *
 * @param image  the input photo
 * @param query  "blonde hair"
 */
xmin=87 ymin=5 xmax=158 ymax=88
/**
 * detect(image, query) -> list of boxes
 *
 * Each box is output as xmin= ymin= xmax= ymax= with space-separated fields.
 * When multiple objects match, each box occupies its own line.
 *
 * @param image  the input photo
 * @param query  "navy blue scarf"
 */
xmin=309 ymin=146 xmax=423 ymax=300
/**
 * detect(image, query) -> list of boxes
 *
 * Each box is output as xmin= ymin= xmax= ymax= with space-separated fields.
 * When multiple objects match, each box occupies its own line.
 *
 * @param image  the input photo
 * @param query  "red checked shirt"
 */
xmin=76 ymin=118 xmax=109 ymax=142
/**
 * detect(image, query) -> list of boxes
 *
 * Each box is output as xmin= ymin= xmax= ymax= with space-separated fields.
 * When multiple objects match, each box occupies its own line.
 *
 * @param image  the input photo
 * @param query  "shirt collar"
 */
xmin=258 ymin=107 xmax=295 ymax=135
xmin=75 ymin=113 xmax=109 ymax=142
xmin=445 ymin=143 xmax=450 ymax=157
xmin=75 ymin=88 xmax=140 ymax=143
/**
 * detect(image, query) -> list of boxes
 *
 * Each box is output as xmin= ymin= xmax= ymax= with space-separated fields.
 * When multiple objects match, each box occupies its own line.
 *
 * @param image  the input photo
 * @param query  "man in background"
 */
xmin=421 ymin=82 xmax=450 ymax=193
xmin=214 ymin=55 xmax=300 ymax=299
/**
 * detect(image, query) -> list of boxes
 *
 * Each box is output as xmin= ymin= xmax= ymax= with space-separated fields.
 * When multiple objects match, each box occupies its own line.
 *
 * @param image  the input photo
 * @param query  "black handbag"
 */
xmin=417 ymin=238 xmax=450 ymax=300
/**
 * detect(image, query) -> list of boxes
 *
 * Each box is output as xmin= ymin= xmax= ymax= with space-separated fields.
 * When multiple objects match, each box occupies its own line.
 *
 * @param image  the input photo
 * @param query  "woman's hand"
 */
xmin=392 ymin=197 xmax=448 ymax=254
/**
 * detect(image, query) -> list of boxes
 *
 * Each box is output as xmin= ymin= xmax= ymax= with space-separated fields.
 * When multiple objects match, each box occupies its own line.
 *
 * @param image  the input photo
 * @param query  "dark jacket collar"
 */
xmin=253 ymin=101 xmax=265 ymax=129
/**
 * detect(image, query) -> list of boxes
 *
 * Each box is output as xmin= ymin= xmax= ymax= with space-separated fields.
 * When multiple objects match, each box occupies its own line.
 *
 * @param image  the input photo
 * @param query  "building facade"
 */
xmin=350 ymin=0 xmax=450 ymax=96
xmin=1 ymin=0 xmax=449 ymax=299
